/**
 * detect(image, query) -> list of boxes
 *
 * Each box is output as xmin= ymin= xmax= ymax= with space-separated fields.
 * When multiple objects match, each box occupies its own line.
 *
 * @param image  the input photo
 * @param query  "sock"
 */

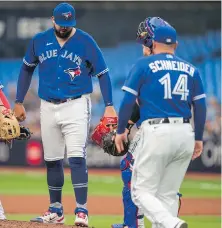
xmin=45 ymin=160 xmax=64 ymax=204
xmin=69 ymin=157 xmax=88 ymax=210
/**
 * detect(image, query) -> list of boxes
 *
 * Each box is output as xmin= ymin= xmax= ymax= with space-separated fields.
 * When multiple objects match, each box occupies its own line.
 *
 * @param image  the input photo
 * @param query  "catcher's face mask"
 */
xmin=136 ymin=17 xmax=172 ymax=49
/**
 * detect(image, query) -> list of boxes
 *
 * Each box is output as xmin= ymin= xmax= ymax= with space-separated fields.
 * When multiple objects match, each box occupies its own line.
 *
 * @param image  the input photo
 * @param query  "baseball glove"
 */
xmin=16 ymin=125 xmax=32 ymax=140
xmin=0 ymin=109 xmax=21 ymax=141
xmin=91 ymin=116 xmax=118 ymax=147
xmin=0 ymin=109 xmax=32 ymax=142
xmin=102 ymin=131 xmax=129 ymax=156
xmin=91 ymin=117 xmax=129 ymax=156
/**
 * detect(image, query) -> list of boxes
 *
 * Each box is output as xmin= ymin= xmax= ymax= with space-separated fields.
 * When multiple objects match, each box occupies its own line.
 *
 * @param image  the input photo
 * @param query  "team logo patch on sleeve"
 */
xmin=64 ymin=66 xmax=81 ymax=81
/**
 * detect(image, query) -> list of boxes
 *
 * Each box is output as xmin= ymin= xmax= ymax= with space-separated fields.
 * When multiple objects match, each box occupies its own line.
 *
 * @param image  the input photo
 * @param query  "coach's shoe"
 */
xmin=175 ymin=220 xmax=188 ymax=228
xmin=30 ymin=202 xmax=65 ymax=224
xmin=74 ymin=207 xmax=88 ymax=227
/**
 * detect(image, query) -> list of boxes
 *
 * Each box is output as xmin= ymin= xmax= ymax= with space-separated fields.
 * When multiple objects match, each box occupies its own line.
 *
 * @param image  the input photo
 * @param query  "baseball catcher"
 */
xmin=92 ymin=17 xmax=183 ymax=228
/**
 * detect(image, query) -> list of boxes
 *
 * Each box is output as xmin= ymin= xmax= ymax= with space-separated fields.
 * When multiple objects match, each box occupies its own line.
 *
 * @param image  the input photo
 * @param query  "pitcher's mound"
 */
xmin=0 ymin=220 xmax=93 ymax=228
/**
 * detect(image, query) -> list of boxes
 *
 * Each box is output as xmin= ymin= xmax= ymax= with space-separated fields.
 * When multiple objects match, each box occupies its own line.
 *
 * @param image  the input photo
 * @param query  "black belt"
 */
xmin=45 ymin=95 xmax=82 ymax=104
xmin=147 ymin=118 xmax=190 ymax=125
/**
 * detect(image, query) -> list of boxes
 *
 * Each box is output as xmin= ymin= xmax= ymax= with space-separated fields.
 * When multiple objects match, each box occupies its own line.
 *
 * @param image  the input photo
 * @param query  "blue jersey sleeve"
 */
xmin=192 ymin=69 xmax=206 ymax=102
xmin=122 ymin=61 xmax=145 ymax=96
xmin=86 ymin=36 xmax=109 ymax=77
xmin=192 ymin=69 xmax=207 ymax=141
xmin=23 ymin=36 xmax=39 ymax=67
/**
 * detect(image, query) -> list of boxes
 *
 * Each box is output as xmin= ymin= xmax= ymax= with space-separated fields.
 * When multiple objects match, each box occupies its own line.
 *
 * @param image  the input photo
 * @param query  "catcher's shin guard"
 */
xmin=120 ymin=153 xmax=144 ymax=228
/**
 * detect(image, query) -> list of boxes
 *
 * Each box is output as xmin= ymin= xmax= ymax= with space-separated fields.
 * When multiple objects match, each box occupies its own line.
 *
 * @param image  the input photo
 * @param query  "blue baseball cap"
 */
xmin=53 ymin=3 xmax=76 ymax=27
xmin=153 ymin=25 xmax=177 ymax=44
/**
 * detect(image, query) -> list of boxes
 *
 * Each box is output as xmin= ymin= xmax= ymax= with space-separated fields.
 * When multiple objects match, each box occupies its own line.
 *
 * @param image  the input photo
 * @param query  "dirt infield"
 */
xmin=0 ymin=220 xmax=83 ymax=228
xmin=1 ymin=195 xmax=221 ymax=216
xmin=0 ymin=168 xmax=221 ymax=227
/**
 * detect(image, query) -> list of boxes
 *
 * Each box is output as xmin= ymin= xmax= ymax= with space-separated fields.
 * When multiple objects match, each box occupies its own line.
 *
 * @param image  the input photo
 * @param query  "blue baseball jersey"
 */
xmin=122 ymin=53 xmax=206 ymax=122
xmin=23 ymin=28 xmax=109 ymax=100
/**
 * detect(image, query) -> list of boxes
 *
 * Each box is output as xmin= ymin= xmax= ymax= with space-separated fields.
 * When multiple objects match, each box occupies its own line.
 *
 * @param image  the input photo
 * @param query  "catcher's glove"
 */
xmin=102 ymin=131 xmax=129 ymax=156
xmin=91 ymin=116 xmax=118 ymax=147
xmin=91 ymin=117 xmax=129 ymax=156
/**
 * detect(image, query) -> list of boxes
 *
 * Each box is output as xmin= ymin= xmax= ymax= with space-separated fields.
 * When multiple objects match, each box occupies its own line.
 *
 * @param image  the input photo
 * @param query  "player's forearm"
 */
xmin=126 ymin=102 xmax=140 ymax=131
xmin=117 ymin=92 xmax=137 ymax=134
xmin=0 ymin=89 xmax=10 ymax=109
xmin=98 ymin=71 xmax=113 ymax=106
xmin=16 ymin=63 xmax=35 ymax=103
xmin=193 ymin=98 xmax=207 ymax=140
xmin=129 ymin=102 xmax=140 ymax=124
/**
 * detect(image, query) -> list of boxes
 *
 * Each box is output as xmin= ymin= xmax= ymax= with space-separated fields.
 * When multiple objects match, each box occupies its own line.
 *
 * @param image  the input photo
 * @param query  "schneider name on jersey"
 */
xmin=122 ymin=53 xmax=206 ymax=122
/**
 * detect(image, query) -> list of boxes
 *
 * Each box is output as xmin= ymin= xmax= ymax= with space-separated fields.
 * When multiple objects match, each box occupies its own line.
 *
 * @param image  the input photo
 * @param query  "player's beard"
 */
xmin=54 ymin=26 xmax=73 ymax=39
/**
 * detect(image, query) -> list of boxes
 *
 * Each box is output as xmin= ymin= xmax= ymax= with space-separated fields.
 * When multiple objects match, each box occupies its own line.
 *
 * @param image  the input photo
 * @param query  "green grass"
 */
xmin=0 ymin=171 xmax=220 ymax=198
xmin=5 ymin=214 xmax=221 ymax=228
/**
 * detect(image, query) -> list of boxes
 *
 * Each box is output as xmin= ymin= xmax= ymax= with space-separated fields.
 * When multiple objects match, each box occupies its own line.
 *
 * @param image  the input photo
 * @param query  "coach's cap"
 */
xmin=53 ymin=3 xmax=76 ymax=27
xmin=153 ymin=25 xmax=177 ymax=44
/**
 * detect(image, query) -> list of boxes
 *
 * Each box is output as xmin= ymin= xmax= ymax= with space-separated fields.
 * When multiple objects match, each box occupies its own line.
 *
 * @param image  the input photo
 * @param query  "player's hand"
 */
xmin=14 ymin=103 xmax=26 ymax=122
xmin=115 ymin=132 xmax=128 ymax=153
xmin=103 ymin=106 xmax=117 ymax=117
xmin=192 ymin=141 xmax=203 ymax=160
xmin=0 ymin=107 xmax=14 ymax=119
xmin=0 ymin=106 xmax=10 ymax=115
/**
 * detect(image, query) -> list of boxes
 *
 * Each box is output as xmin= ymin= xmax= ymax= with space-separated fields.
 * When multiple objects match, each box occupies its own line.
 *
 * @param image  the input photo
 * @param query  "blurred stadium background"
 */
xmin=0 ymin=1 xmax=221 ymax=227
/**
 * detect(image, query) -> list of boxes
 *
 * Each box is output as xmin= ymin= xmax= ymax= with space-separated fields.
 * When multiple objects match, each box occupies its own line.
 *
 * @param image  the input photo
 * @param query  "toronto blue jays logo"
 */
xmin=62 ymin=11 xmax=72 ymax=20
xmin=64 ymin=66 xmax=81 ymax=81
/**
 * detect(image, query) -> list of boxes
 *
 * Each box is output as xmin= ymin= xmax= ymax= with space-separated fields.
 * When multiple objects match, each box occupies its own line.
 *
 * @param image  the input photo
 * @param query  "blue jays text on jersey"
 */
xmin=23 ymin=28 xmax=109 ymax=100
xmin=122 ymin=53 xmax=206 ymax=123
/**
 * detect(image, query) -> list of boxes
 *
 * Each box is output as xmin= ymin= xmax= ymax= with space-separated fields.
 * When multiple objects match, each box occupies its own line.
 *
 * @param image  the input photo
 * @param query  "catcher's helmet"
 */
xmin=136 ymin=17 xmax=172 ymax=48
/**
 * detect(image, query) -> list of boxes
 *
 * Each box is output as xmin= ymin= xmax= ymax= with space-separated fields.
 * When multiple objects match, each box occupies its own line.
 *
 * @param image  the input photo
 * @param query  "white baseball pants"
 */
xmin=131 ymin=119 xmax=194 ymax=228
xmin=40 ymin=95 xmax=91 ymax=161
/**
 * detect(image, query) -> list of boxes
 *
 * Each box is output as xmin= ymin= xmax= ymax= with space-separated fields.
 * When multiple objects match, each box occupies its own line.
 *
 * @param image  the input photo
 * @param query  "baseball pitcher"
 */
xmin=14 ymin=3 xmax=116 ymax=227
xmin=115 ymin=25 xmax=206 ymax=228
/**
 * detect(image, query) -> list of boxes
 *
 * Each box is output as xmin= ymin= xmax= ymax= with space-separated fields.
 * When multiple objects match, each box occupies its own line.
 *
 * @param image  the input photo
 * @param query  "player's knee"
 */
xmin=120 ymin=153 xmax=132 ymax=170
xmin=120 ymin=153 xmax=134 ymax=186
xmin=68 ymin=157 xmax=86 ymax=169
xmin=122 ymin=186 xmax=131 ymax=200
xmin=45 ymin=160 xmax=63 ymax=169
xmin=67 ymin=146 xmax=86 ymax=158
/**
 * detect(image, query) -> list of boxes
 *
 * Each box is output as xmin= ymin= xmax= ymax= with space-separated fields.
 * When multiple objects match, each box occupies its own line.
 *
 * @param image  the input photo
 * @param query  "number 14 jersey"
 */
xmin=122 ymin=53 xmax=206 ymax=121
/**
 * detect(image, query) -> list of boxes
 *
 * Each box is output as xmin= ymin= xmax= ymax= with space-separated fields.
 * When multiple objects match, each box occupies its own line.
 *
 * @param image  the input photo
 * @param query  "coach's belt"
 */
xmin=46 ymin=95 xmax=82 ymax=104
xmin=146 ymin=117 xmax=190 ymax=125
